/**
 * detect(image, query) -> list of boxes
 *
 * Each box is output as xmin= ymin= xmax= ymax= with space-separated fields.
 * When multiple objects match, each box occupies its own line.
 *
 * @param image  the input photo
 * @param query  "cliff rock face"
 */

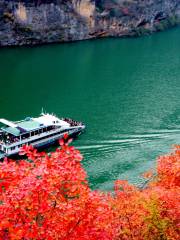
xmin=0 ymin=0 xmax=180 ymax=46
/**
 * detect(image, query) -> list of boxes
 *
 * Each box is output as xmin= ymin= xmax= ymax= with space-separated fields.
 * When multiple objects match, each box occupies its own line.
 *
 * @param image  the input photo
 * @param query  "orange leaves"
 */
xmin=0 ymin=143 xmax=179 ymax=239
xmin=59 ymin=133 xmax=72 ymax=147
xmin=0 ymin=137 xmax=91 ymax=239
xmin=142 ymin=170 xmax=153 ymax=179
xmin=156 ymin=145 xmax=180 ymax=188
xmin=114 ymin=180 xmax=136 ymax=193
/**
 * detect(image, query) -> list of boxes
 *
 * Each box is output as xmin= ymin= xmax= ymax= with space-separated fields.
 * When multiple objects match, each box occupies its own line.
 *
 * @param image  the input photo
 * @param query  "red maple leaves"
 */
xmin=0 ymin=139 xmax=179 ymax=239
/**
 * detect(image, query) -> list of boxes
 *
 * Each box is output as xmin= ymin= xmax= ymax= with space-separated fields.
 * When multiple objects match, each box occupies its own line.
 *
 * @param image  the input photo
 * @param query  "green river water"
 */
xmin=0 ymin=27 xmax=180 ymax=190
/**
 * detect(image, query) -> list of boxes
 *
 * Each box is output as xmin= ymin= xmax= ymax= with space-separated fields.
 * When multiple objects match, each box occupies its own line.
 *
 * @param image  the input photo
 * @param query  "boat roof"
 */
xmin=0 ymin=114 xmax=70 ymax=136
xmin=0 ymin=119 xmax=20 ymax=136
xmin=33 ymin=114 xmax=69 ymax=127
xmin=0 ymin=119 xmax=17 ymax=128
xmin=3 ymin=127 xmax=21 ymax=136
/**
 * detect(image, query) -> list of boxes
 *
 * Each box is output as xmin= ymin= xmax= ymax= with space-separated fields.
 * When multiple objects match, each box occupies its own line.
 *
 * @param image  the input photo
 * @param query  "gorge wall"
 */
xmin=0 ymin=0 xmax=180 ymax=46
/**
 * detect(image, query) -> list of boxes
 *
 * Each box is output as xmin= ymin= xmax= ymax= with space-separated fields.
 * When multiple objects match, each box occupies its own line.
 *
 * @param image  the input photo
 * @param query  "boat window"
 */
xmin=60 ymin=130 xmax=68 ymax=134
xmin=22 ymin=133 xmax=30 ymax=139
xmin=29 ymin=131 xmax=66 ymax=144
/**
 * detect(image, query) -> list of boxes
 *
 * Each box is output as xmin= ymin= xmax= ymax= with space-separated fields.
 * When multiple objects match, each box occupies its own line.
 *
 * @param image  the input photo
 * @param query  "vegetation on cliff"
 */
xmin=0 ymin=135 xmax=179 ymax=239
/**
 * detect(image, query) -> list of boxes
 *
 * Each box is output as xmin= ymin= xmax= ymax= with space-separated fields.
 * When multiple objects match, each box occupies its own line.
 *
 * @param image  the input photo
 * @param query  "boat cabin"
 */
xmin=0 ymin=114 xmax=70 ymax=154
xmin=0 ymin=113 xmax=85 ymax=158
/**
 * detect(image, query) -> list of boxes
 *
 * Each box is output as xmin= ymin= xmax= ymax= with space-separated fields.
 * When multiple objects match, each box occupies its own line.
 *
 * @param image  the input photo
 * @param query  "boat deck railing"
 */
xmin=63 ymin=118 xmax=83 ymax=127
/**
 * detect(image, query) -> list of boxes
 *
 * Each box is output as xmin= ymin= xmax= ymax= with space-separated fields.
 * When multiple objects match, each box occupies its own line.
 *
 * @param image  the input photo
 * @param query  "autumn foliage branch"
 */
xmin=0 ymin=137 xmax=179 ymax=239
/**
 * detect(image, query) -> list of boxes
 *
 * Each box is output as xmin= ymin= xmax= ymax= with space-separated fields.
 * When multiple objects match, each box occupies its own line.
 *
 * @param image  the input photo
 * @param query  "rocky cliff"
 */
xmin=0 ymin=0 xmax=180 ymax=46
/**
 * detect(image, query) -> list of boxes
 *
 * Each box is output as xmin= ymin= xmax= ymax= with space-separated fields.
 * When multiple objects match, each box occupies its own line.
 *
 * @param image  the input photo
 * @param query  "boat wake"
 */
xmin=75 ymin=129 xmax=180 ymax=190
xmin=76 ymin=129 xmax=180 ymax=160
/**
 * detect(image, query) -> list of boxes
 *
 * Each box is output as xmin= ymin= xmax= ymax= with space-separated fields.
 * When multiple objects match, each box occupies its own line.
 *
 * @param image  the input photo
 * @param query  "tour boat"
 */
xmin=0 ymin=113 xmax=85 ymax=160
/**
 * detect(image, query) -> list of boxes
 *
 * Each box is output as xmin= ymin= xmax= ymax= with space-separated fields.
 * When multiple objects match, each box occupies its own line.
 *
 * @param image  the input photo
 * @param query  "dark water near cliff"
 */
xmin=0 ymin=27 xmax=180 ymax=190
